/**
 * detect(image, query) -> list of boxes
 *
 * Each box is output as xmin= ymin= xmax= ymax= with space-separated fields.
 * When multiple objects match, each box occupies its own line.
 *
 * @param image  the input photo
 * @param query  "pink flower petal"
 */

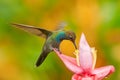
xmin=91 ymin=65 xmax=115 ymax=80
xmin=72 ymin=74 xmax=96 ymax=80
xmin=81 ymin=77 xmax=94 ymax=80
xmin=72 ymin=74 xmax=82 ymax=80
xmin=79 ymin=33 xmax=93 ymax=72
xmin=53 ymin=48 xmax=83 ymax=74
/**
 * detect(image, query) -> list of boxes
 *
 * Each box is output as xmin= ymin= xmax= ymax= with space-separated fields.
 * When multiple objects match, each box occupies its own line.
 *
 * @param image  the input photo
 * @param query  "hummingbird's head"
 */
xmin=65 ymin=31 xmax=77 ymax=49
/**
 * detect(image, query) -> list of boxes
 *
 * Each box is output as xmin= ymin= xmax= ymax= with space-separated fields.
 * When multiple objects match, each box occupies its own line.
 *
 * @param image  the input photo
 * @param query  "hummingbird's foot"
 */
xmin=57 ymin=48 xmax=62 ymax=54
xmin=52 ymin=48 xmax=62 ymax=54
xmin=59 ymin=51 xmax=62 ymax=54
xmin=56 ymin=48 xmax=62 ymax=54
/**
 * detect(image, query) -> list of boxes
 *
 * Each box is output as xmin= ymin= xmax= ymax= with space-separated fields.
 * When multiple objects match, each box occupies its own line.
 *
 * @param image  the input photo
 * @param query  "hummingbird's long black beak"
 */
xmin=73 ymin=41 xmax=77 ymax=49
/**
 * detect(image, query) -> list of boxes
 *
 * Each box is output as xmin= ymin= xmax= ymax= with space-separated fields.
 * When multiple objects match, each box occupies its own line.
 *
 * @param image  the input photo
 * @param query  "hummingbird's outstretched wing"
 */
xmin=12 ymin=23 xmax=52 ymax=38
xmin=55 ymin=22 xmax=67 ymax=30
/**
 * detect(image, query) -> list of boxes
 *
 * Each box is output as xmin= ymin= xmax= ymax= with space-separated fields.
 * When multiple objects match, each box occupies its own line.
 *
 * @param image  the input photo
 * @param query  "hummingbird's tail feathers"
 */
xmin=12 ymin=23 xmax=52 ymax=38
xmin=35 ymin=51 xmax=49 ymax=67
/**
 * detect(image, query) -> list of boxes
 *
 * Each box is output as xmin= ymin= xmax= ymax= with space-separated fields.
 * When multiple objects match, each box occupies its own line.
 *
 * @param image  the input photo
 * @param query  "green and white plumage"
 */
xmin=12 ymin=23 xmax=77 ymax=67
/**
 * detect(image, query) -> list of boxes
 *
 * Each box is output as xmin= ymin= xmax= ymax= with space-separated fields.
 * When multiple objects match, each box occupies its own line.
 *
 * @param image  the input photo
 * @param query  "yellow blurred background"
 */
xmin=0 ymin=0 xmax=120 ymax=80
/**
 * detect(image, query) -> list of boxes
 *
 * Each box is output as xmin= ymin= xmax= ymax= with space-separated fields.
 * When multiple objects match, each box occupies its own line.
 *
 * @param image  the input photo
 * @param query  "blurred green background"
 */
xmin=0 ymin=0 xmax=120 ymax=80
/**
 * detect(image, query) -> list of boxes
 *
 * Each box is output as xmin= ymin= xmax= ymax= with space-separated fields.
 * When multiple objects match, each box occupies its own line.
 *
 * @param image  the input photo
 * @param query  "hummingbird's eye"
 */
xmin=69 ymin=35 xmax=73 ymax=39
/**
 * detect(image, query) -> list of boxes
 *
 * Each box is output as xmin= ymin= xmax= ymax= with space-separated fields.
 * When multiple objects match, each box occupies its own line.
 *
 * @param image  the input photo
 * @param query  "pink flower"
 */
xmin=53 ymin=33 xmax=115 ymax=80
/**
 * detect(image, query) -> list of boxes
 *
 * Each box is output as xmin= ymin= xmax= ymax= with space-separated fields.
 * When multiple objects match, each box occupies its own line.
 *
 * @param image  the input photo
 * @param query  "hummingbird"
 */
xmin=12 ymin=23 xmax=77 ymax=67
